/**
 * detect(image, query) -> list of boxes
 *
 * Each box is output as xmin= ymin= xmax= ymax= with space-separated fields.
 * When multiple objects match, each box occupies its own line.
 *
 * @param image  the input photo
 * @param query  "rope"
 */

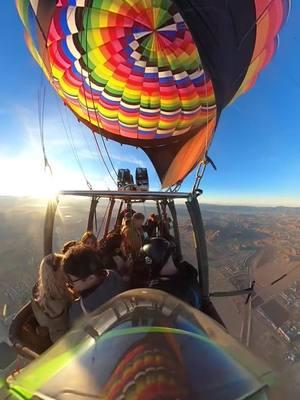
xmin=203 ymin=69 xmax=210 ymax=154
xmin=237 ymin=0 xmax=278 ymax=50
xmin=96 ymin=200 xmax=111 ymax=239
xmin=40 ymin=7 xmax=115 ymax=189
xmin=143 ymin=201 xmax=147 ymax=218
xmin=38 ymin=11 xmax=93 ymax=191
xmin=79 ymin=124 xmax=96 ymax=162
xmin=96 ymin=127 xmax=118 ymax=177
xmin=37 ymin=86 xmax=53 ymax=175
xmin=192 ymin=66 xmax=217 ymax=193
xmin=81 ymin=6 xmax=118 ymax=186
xmin=78 ymin=65 xmax=117 ymax=186
xmin=56 ymin=100 xmax=93 ymax=190
xmin=90 ymin=130 xmax=117 ymax=186
xmin=94 ymin=207 xmax=98 ymax=233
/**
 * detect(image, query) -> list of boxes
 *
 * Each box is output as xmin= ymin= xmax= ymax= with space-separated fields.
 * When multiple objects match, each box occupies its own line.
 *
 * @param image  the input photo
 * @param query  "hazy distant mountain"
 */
xmin=200 ymin=203 xmax=300 ymax=216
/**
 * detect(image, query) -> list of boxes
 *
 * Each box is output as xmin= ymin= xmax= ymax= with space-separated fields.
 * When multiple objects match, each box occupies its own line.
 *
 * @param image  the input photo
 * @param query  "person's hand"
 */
xmin=66 ymin=284 xmax=79 ymax=301
xmin=125 ymin=254 xmax=133 ymax=268
xmin=120 ymin=254 xmax=133 ymax=278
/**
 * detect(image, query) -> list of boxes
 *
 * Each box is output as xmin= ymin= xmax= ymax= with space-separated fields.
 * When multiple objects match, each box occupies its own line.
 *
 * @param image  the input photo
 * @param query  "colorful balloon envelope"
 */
xmin=16 ymin=0 xmax=290 ymax=187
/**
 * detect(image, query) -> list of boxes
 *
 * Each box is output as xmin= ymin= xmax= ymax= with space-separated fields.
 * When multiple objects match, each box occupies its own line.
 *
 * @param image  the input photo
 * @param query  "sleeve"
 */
xmin=68 ymin=300 xmax=83 ymax=326
xmin=112 ymin=270 xmax=129 ymax=293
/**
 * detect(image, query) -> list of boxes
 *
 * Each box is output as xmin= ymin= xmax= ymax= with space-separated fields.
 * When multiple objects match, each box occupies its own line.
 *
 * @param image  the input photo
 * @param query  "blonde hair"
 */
xmin=81 ymin=231 xmax=97 ymax=244
xmin=36 ymin=253 xmax=69 ymax=314
xmin=121 ymin=221 xmax=143 ymax=259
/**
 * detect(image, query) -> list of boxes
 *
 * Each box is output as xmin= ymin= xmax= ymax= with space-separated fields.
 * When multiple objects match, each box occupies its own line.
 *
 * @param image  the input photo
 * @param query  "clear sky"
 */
xmin=1 ymin=2 xmax=299 ymax=206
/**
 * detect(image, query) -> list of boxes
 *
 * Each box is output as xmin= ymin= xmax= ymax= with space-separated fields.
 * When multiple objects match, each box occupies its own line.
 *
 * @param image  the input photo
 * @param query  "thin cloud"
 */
xmin=111 ymin=153 xmax=144 ymax=167
xmin=14 ymin=104 xmax=87 ymax=152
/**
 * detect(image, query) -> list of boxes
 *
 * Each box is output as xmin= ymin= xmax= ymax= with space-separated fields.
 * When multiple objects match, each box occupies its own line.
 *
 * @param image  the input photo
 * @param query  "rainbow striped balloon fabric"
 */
xmin=16 ymin=0 xmax=290 ymax=187
xmin=103 ymin=343 xmax=189 ymax=400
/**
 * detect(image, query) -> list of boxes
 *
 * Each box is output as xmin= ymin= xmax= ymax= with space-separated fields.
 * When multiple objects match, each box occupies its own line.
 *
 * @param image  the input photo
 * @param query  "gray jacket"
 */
xmin=31 ymin=298 xmax=70 ymax=343
xmin=69 ymin=270 xmax=127 ymax=325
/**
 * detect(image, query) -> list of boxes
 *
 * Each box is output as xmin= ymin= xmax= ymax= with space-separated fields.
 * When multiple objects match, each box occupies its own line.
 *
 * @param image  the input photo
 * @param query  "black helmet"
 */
xmin=139 ymin=237 xmax=175 ymax=277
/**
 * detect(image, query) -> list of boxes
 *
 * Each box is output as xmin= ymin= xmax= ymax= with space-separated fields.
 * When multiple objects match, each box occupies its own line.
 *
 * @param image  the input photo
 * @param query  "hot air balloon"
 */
xmin=1 ymin=2 xmax=291 ymax=398
xmin=15 ymin=0 xmax=290 ymax=188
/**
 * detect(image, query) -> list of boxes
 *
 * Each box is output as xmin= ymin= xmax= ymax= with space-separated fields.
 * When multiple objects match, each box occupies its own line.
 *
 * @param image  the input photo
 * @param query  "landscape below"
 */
xmin=0 ymin=196 xmax=300 ymax=398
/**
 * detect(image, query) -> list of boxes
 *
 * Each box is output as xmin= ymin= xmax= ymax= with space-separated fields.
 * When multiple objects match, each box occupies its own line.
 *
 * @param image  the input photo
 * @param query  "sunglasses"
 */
xmin=67 ymin=275 xmax=82 ymax=284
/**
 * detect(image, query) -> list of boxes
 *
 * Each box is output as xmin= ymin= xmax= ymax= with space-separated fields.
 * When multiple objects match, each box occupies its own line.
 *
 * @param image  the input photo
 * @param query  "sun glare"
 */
xmin=1 ymin=158 xmax=59 ymax=198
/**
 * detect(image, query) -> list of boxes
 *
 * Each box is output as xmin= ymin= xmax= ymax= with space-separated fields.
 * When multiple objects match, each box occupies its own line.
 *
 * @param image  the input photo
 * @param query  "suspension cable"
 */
xmin=94 ymin=125 xmax=118 ymax=177
xmin=96 ymin=200 xmax=111 ymax=239
xmin=81 ymin=6 xmax=118 ymax=185
xmin=192 ymin=68 xmax=217 ymax=193
xmin=91 ymin=129 xmax=117 ymax=186
xmin=56 ymin=98 xmax=93 ymax=190
xmin=78 ymin=65 xmax=117 ymax=186
xmin=237 ymin=0 xmax=279 ymax=50
xmin=64 ymin=108 xmax=93 ymax=189
xmin=42 ymin=8 xmax=115 ymax=189
xmin=79 ymin=124 xmax=96 ymax=162
xmin=41 ymin=18 xmax=93 ymax=190
xmin=37 ymin=86 xmax=52 ymax=175
xmin=94 ymin=207 xmax=98 ymax=233
xmin=143 ymin=200 xmax=147 ymax=219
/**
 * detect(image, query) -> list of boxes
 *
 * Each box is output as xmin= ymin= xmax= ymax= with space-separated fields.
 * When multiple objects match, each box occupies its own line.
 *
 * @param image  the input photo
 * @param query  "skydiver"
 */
xmin=62 ymin=245 xmax=127 ymax=324
xmin=134 ymin=237 xmax=201 ymax=309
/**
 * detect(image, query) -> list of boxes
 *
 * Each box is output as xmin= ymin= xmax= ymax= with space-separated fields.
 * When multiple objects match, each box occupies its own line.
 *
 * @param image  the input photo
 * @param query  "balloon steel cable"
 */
xmin=37 ymin=85 xmax=53 ymax=176
xmin=96 ymin=200 xmax=111 ymax=239
xmin=79 ymin=64 xmax=117 ymax=187
xmin=237 ymin=0 xmax=283 ymax=50
xmin=83 ymin=5 xmax=118 ymax=182
xmin=35 ymin=9 xmax=94 ymax=191
xmin=39 ymin=5 xmax=114 ymax=189
xmin=56 ymin=97 xmax=93 ymax=190
xmin=192 ymin=69 xmax=212 ymax=193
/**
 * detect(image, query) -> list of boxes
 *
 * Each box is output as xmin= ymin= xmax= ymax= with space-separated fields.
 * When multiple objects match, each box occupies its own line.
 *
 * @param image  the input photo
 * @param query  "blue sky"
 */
xmin=0 ymin=2 xmax=299 ymax=206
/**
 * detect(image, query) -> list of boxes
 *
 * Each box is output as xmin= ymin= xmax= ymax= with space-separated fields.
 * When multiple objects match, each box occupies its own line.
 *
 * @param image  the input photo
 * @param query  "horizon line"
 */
xmin=0 ymin=193 xmax=299 ymax=209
